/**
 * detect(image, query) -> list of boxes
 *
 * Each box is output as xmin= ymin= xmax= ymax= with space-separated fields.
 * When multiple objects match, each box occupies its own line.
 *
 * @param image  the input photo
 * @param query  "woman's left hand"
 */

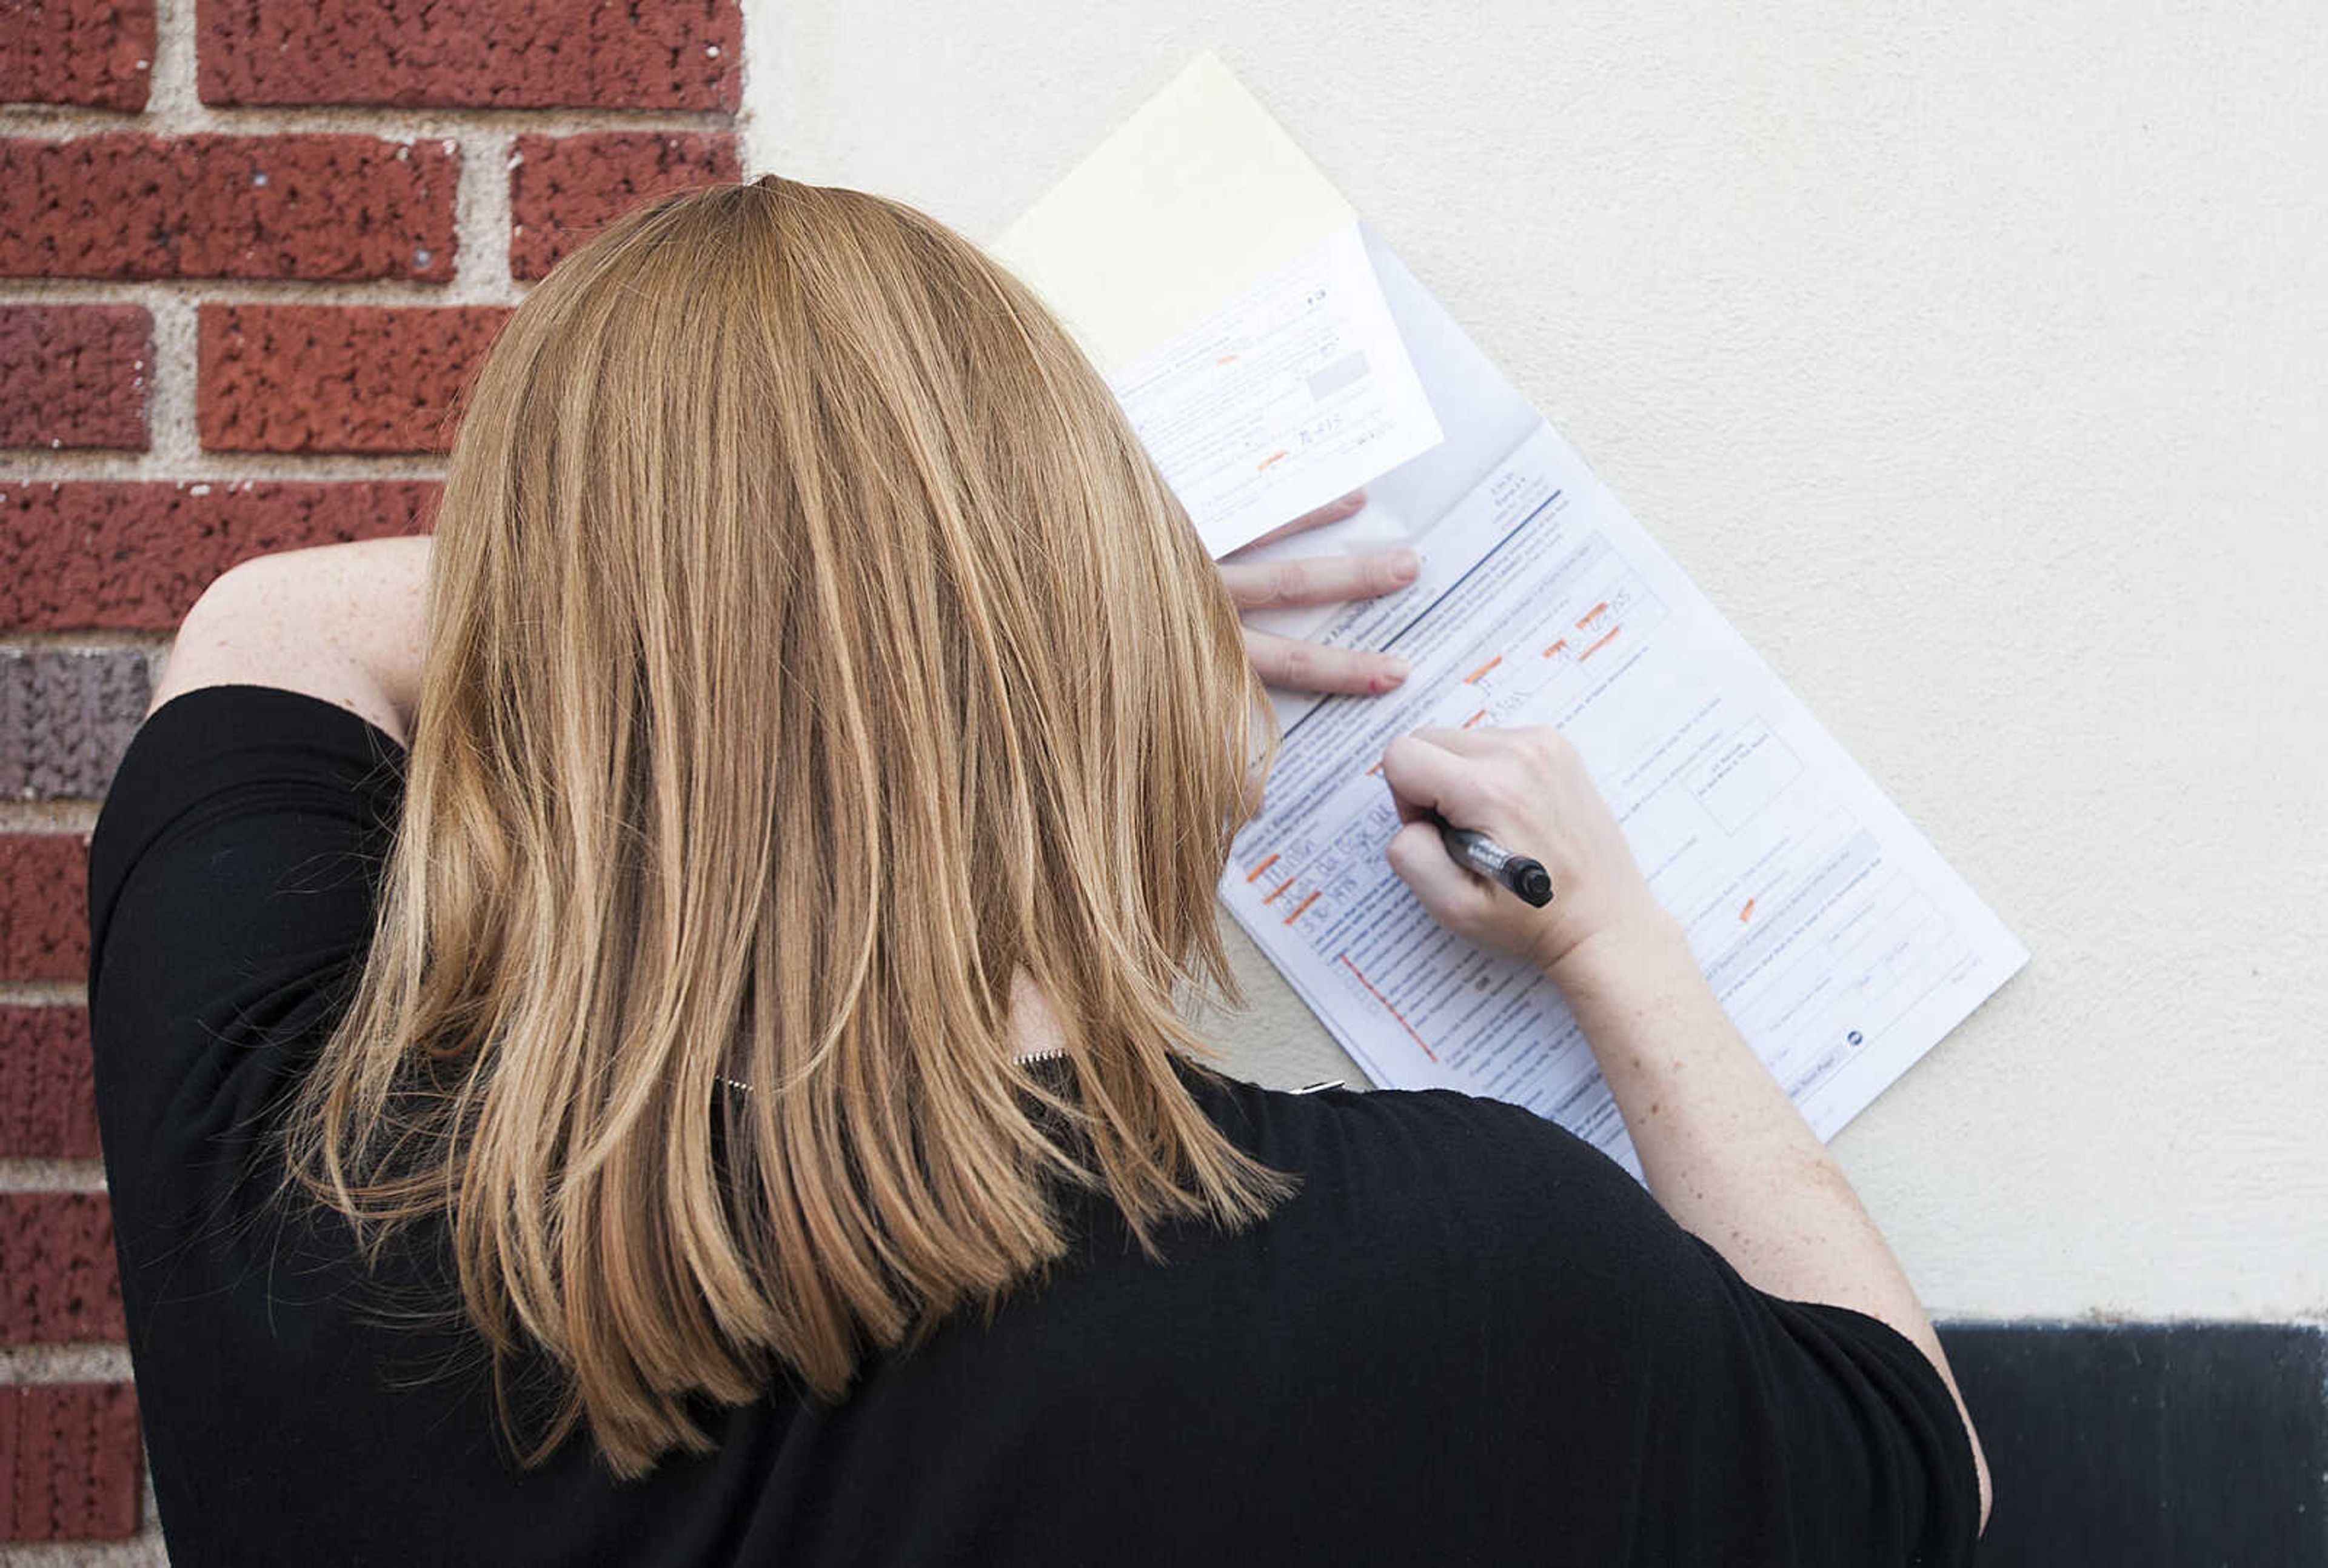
xmin=1217 ymin=490 xmax=1419 ymax=695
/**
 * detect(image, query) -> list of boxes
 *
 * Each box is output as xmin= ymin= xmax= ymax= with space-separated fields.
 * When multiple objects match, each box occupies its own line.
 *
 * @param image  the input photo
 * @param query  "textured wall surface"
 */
xmin=0 ymin=133 xmax=461 ymax=280
xmin=741 ymin=2 xmax=2328 ymax=1323
xmin=510 ymin=132 xmax=742 ymax=277
xmin=0 ymin=306 xmax=150 ymax=450
xmin=0 ymin=0 xmax=154 ymax=112
xmin=1 ymin=0 xmax=743 ymax=1551
xmin=195 ymin=0 xmax=741 ymax=110
xmin=5 ymin=0 xmax=2323 ymax=1555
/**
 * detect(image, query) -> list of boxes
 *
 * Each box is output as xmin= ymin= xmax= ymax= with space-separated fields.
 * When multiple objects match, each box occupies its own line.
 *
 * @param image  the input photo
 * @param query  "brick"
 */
xmin=199 ymin=0 xmax=741 ymax=110
xmin=0 ymin=834 xmax=89 ymax=982
xmin=199 ymin=304 xmax=508 ymax=453
xmin=0 ymin=0 xmax=155 ymax=112
xmin=0 ymin=1193 xmax=122 ymax=1344
xmin=0 ymin=1007 xmax=99 ymax=1159
xmin=510 ymin=132 xmax=740 ymax=279
xmin=0 ymin=306 xmax=149 ymax=452
xmin=1 ymin=650 xmax=151 ymax=801
xmin=0 ymin=1383 xmax=141 ymax=1542
xmin=2 ymin=479 xmax=440 ymax=632
xmin=0 ymin=134 xmax=457 ymax=282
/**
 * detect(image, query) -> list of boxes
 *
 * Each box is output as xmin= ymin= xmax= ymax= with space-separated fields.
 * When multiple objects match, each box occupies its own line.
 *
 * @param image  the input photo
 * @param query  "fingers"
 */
xmin=1408 ymin=724 xmax=1497 ymax=759
xmin=1414 ymin=722 xmax=1570 ymax=766
xmin=1379 ymin=721 xmax=1622 ymax=970
xmin=1386 ymin=819 xmax=1496 ymax=925
xmin=1218 ymin=547 xmax=1419 ymax=610
xmin=1243 ymin=630 xmax=1411 ymax=695
xmin=1229 ymin=489 xmax=1367 ymax=554
xmin=1377 ymin=733 xmax=1490 ymax=822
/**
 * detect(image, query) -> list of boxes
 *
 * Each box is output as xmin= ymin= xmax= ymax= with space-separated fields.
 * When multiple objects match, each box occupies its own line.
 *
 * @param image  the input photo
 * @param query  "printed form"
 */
xmin=1103 ymin=221 xmax=1439 ymax=556
xmin=998 ymin=59 xmax=2027 ymax=1172
xmin=1222 ymin=232 xmax=2027 ymax=1173
xmin=993 ymin=54 xmax=1441 ymax=556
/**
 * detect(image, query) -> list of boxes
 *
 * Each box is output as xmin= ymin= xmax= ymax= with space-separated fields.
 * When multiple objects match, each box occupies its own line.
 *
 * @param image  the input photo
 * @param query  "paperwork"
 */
xmin=994 ymin=55 xmax=1440 ymax=556
xmin=1099 ymin=221 xmax=1441 ymax=558
xmin=997 ymin=56 xmax=2027 ymax=1173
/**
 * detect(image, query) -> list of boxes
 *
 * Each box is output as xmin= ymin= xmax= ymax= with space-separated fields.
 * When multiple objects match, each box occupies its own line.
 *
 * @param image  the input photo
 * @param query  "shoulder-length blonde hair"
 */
xmin=284 ymin=176 xmax=1288 ymax=1478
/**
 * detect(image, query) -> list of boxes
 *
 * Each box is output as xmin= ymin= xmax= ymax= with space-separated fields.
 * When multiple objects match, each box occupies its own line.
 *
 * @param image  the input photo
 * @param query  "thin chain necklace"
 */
xmin=717 ymin=1046 xmax=1069 ymax=1095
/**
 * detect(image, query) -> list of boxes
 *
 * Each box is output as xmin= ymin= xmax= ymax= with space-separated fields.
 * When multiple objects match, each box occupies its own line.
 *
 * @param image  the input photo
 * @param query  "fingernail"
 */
xmin=1391 ymin=549 xmax=1420 ymax=580
xmin=1373 ymin=656 xmax=1411 ymax=692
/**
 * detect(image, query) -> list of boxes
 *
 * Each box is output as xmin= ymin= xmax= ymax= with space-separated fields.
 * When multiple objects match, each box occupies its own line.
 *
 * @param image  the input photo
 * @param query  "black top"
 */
xmin=86 ymin=683 xmax=1979 ymax=1567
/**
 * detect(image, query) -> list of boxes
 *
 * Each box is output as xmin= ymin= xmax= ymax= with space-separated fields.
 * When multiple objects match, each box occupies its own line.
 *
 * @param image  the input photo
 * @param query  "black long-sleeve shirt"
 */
xmin=86 ymin=683 xmax=1979 ymax=1566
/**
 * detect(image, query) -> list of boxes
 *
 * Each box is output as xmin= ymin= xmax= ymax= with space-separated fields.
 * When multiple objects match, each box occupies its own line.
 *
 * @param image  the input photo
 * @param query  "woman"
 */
xmin=87 ymin=177 xmax=1987 ymax=1564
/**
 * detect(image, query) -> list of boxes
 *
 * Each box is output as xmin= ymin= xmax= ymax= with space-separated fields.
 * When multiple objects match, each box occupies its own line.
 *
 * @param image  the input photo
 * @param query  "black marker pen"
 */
xmin=1431 ymin=813 xmax=1554 ymax=907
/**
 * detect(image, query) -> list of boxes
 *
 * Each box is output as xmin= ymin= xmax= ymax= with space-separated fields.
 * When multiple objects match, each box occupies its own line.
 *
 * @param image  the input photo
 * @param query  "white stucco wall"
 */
xmin=737 ymin=3 xmax=2328 ymax=1321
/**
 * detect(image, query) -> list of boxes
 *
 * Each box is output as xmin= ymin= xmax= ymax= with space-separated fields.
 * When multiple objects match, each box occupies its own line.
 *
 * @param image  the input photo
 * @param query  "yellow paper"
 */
xmin=992 ymin=53 xmax=1356 ymax=372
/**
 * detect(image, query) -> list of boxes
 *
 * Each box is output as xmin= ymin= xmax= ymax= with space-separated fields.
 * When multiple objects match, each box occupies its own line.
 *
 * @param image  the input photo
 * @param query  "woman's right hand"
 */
xmin=1377 ymin=724 xmax=1681 ymax=978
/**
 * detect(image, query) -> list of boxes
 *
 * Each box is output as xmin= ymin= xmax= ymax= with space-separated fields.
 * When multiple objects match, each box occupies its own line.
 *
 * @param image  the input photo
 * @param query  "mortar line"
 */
xmin=0 ymin=980 xmax=90 ymax=1004
xmin=0 ymin=105 xmax=737 ymax=138
xmin=1 ymin=450 xmax=449 ymax=482
xmin=0 ymin=1343 xmax=137 ymax=1383
xmin=0 ymin=1158 xmax=109 ymax=1192
xmin=0 ymin=801 xmax=101 ymax=833
xmin=458 ymin=130 xmax=524 ymax=305
xmin=0 ymin=632 xmax=173 ymax=652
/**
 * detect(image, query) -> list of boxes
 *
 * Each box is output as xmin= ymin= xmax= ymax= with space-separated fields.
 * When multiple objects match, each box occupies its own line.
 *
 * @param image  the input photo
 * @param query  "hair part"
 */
xmin=281 ymin=176 xmax=1289 ymax=1478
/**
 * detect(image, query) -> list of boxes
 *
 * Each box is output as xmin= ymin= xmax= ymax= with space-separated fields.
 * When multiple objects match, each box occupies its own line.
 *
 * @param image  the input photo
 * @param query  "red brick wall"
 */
xmin=0 ymin=0 xmax=744 ymax=1553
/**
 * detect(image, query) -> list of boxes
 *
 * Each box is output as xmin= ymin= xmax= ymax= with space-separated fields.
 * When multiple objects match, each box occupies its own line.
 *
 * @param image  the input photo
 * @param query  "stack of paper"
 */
xmin=996 ymin=55 xmax=2025 ymax=1174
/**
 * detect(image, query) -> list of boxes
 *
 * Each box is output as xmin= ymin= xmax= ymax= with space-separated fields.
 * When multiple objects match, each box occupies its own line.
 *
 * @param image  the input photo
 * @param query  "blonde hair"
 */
xmin=284 ymin=176 xmax=1288 ymax=1478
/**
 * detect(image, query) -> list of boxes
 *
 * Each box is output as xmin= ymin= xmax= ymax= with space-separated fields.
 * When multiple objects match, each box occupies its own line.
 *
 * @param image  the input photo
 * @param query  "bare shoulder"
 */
xmin=149 ymin=536 xmax=432 ymax=748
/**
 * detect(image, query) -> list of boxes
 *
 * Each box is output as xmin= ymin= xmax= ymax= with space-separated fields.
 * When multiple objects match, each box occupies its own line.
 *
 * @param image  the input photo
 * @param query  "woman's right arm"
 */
xmin=1377 ymin=724 xmax=1991 ymax=1532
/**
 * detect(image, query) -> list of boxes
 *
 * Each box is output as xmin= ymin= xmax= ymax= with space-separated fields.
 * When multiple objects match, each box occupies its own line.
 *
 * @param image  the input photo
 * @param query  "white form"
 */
xmin=999 ymin=60 xmax=2028 ymax=1172
xmin=1219 ymin=229 xmax=2028 ymax=1175
xmin=1103 ymin=221 xmax=1442 ymax=556
xmin=992 ymin=55 xmax=1441 ymax=556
